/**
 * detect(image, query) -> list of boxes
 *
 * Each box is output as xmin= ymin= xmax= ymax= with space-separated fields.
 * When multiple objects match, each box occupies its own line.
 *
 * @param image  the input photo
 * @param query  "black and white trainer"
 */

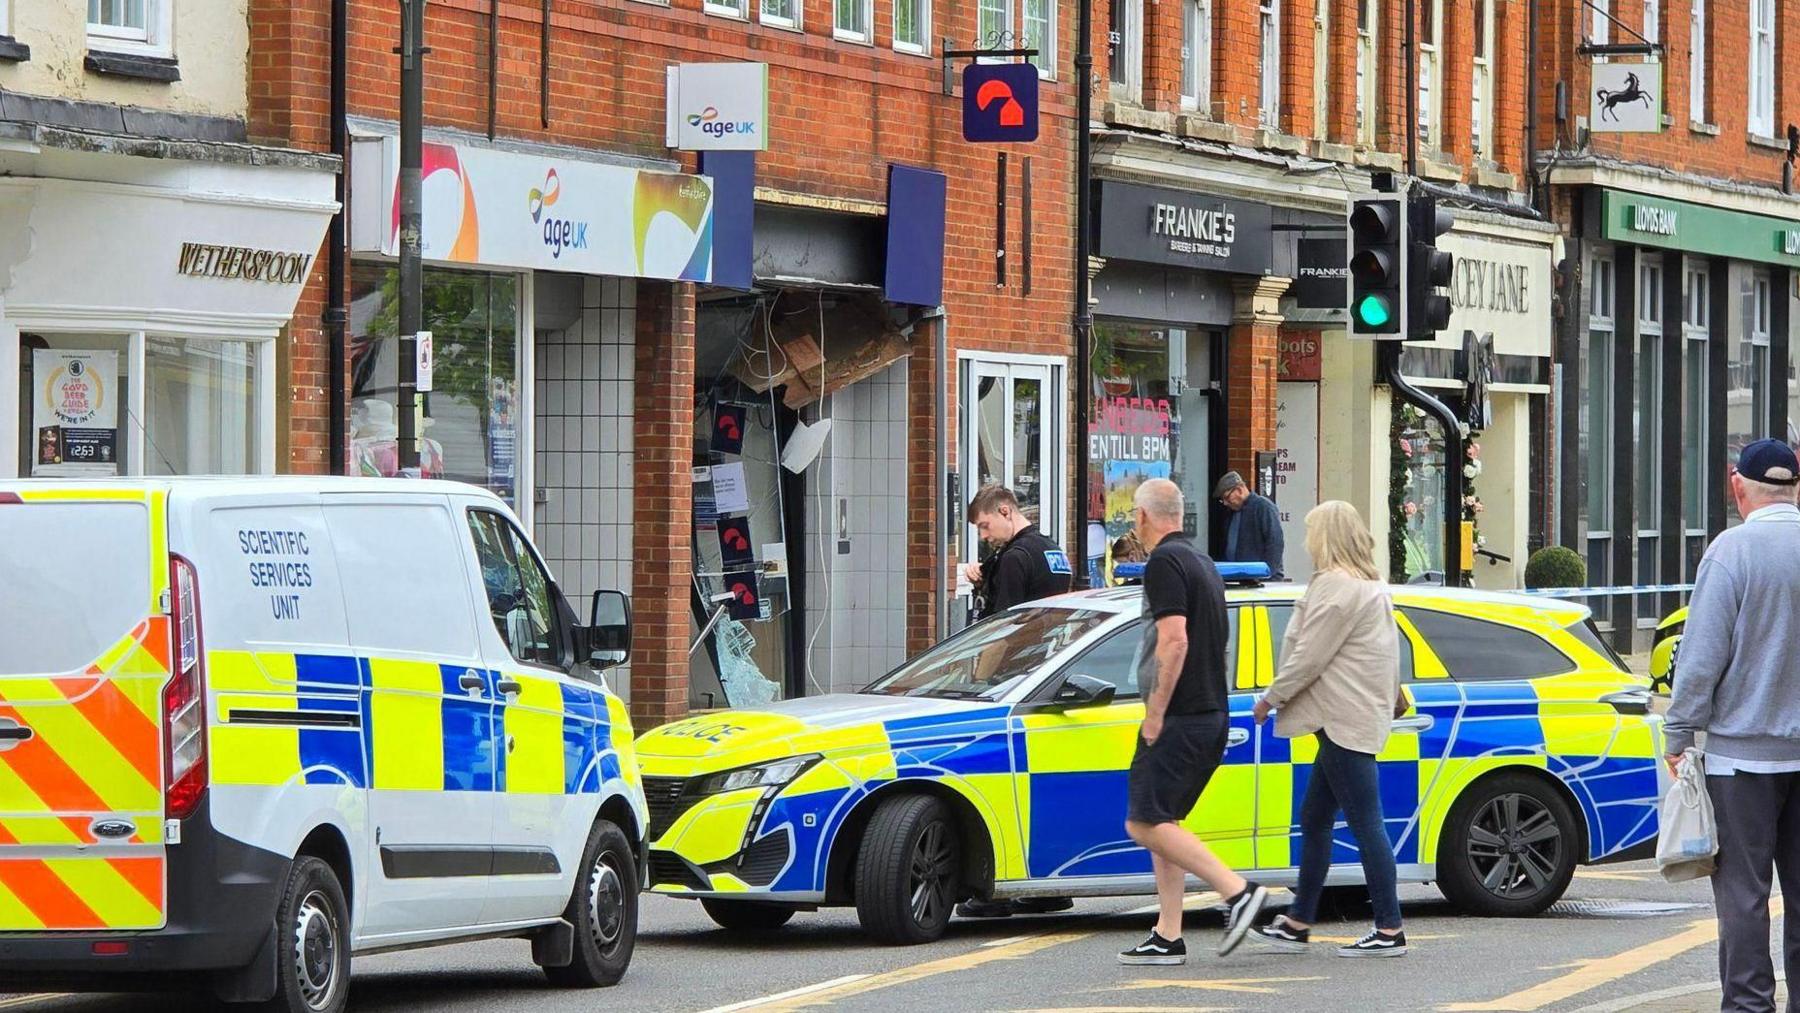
xmin=1338 ymin=929 xmax=1407 ymax=958
xmin=1118 ymin=930 xmax=1186 ymax=965
xmin=1218 ymin=882 xmax=1269 ymax=955
xmin=1248 ymin=915 xmax=1311 ymax=953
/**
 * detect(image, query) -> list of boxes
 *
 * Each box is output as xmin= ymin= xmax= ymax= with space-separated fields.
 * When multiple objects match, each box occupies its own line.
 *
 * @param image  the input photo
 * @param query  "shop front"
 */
xmin=347 ymin=127 xmax=715 ymax=624
xmin=1088 ymin=179 xmax=1282 ymax=574
xmin=1558 ymin=184 xmax=1799 ymax=647
xmin=3 ymin=131 xmax=338 ymax=480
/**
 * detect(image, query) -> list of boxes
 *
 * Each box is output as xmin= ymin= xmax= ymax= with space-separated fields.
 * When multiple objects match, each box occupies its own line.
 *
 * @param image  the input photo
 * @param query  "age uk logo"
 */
xmin=687 ymin=106 xmax=757 ymax=138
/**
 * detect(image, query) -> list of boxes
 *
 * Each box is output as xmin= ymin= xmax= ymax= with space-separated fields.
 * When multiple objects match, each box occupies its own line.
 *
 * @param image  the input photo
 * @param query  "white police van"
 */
xmin=0 ymin=478 xmax=646 ymax=1013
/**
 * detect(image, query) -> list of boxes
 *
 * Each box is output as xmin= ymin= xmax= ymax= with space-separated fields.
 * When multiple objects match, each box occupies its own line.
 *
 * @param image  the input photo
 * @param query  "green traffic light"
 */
xmin=1356 ymin=294 xmax=1392 ymax=328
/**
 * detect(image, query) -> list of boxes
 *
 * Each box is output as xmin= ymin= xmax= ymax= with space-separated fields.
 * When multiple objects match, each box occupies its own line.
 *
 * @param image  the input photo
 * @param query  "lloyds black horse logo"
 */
xmin=1596 ymin=72 xmax=1653 ymax=122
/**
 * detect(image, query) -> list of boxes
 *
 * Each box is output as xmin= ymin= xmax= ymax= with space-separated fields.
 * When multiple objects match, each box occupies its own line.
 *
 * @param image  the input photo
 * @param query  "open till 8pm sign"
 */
xmin=962 ymin=63 xmax=1039 ymax=143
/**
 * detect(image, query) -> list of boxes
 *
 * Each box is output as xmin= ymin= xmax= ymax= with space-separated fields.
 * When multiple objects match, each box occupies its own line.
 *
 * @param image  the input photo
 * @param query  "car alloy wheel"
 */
xmin=1466 ymin=791 xmax=1564 ymax=900
xmin=909 ymin=821 xmax=955 ymax=927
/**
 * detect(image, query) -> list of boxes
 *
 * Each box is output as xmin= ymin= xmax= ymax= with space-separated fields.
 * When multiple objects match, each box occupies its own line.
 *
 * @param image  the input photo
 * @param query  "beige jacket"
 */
xmin=1264 ymin=569 xmax=1401 ymax=756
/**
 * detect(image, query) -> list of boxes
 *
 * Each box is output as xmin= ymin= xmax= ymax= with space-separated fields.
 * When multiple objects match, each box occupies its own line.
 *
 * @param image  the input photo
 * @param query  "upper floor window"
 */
xmin=762 ymin=0 xmax=801 ymax=29
xmin=1689 ymin=0 xmax=1708 ymax=123
xmin=89 ymin=0 xmax=171 ymax=52
xmin=1643 ymin=0 xmax=1659 ymax=44
xmin=1356 ymin=0 xmax=1378 ymax=145
xmin=1749 ymin=0 xmax=1775 ymax=136
xmin=835 ymin=0 xmax=873 ymax=43
xmin=1588 ymin=0 xmax=1609 ymax=44
xmin=1417 ymin=0 xmax=1442 ymax=148
xmin=1109 ymin=0 xmax=1143 ymax=101
xmin=1181 ymin=0 xmax=1213 ymax=112
xmin=893 ymin=0 xmax=928 ymax=52
xmin=706 ymin=0 xmax=750 ymax=21
xmin=1471 ymin=0 xmax=1494 ymax=159
xmin=1258 ymin=0 xmax=1280 ymax=128
xmin=1312 ymin=0 xmax=1329 ymax=138
xmin=1021 ymin=0 xmax=1055 ymax=77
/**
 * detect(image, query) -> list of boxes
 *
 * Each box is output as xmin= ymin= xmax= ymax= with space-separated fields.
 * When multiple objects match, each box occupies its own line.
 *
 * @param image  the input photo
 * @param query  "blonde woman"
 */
xmin=1248 ymin=501 xmax=1408 ymax=958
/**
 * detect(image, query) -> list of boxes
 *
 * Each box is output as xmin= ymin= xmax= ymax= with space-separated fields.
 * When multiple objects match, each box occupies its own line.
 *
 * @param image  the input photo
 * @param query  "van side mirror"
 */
xmin=588 ymin=590 xmax=632 ymax=670
xmin=1052 ymin=673 xmax=1117 ymax=710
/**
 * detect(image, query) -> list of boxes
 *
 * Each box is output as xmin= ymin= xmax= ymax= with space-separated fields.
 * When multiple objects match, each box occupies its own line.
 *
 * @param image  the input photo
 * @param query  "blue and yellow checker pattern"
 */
xmin=208 ymin=651 xmax=639 ymax=800
xmin=636 ymin=585 xmax=1662 ymax=906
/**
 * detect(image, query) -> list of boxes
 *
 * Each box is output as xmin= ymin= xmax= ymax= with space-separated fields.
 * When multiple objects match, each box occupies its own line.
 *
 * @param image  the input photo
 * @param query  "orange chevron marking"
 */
xmin=53 ymin=677 xmax=161 ymax=788
xmin=108 ymin=857 xmax=162 ymax=910
xmin=0 ymin=707 xmax=110 ymax=813
xmin=140 ymin=618 xmax=171 ymax=672
xmin=0 ymin=859 xmax=104 ymax=929
xmin=58 ymin=817 xmax=90 ymax=844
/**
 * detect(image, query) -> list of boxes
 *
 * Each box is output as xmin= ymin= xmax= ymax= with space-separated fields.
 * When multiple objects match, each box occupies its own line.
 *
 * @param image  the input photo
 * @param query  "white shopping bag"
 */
xmin=1657 ymin=749 xmax=1718 ymax=883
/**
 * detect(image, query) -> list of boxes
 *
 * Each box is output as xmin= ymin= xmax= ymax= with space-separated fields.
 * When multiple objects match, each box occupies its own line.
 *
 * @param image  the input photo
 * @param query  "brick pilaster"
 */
xmin=631 ymin=281 xmax=697 ymax=728
xmin=906 ymin=318 xmax=943 ymax=657
xmin=1226 ymin=276 xmax=1291 ymax=481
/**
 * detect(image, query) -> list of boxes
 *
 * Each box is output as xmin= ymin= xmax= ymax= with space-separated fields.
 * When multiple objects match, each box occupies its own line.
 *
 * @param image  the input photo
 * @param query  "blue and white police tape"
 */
xmin=1518 ymin=583 xmax=1695 ymax=598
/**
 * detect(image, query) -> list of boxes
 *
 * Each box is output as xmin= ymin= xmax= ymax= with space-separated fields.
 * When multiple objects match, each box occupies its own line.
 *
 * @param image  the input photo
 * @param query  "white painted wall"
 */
xmin=0 ymin=2 xmax=248 ymax=120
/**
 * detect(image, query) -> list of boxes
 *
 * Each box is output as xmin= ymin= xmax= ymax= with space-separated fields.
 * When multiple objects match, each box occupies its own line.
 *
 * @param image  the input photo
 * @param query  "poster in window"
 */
xmin=1089 ymin=396 xmax=1173 ymax=537
xmin=32 ymin=349 xmax=119 ymax=477
xmin=723 ymin=570 xmax=762 ymax=622
xmin=717 ymin=516 xmax=755 ymax=566
xmin=487 ymin=377 xmax=518 ymax=501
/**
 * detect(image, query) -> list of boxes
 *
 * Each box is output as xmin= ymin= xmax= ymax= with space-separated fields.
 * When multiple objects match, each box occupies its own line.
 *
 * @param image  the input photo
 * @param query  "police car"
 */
xmin=0 ymin=479 xmax=646 ymax=1013
xmin=636 ymin=566 xmax=1664 ymax=943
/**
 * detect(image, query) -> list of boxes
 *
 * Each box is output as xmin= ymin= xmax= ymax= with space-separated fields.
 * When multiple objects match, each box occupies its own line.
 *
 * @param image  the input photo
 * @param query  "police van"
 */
xmin=0 ymin=478 xmax=647 ymax=1013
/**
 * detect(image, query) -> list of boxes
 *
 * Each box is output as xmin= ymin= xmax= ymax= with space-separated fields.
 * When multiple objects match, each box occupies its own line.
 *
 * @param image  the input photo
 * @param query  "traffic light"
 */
xmin=1406 ymin=191 xmax=1456 ymax=341
xmin=1347 ymin=195 xmax=1405 ymax=337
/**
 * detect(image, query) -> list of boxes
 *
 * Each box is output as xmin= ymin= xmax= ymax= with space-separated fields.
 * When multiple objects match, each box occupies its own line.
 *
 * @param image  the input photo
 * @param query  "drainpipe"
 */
xmin=1072 ymin=0 xmax=1094 ymax=586
xmin=325 ymin=0 xmax=349 ymax=474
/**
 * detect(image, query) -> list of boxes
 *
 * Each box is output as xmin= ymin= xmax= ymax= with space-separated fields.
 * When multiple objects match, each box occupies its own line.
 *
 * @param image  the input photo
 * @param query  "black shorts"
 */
xmin=1127 ymin=711 xmax=1229 ymax=826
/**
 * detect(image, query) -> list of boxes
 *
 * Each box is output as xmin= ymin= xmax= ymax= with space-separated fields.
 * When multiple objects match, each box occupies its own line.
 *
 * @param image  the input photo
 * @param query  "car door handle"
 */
xmin=0 ymin=719 xmax=31 ymax=752
xmin=458 ymin=670 xmax=486 ymax=695
xmin=496 ymin=678 xmax=523 ymax=697
xmin=1391 ymin=715 xmax=1435 ymax=733
xmin=1227 ymin=728 xmax=1250 ymax=748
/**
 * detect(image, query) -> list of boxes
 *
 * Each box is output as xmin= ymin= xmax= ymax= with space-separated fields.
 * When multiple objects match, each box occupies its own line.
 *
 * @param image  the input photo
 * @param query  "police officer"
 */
xmin=962 ymin=485 xmax=1076 ymax=619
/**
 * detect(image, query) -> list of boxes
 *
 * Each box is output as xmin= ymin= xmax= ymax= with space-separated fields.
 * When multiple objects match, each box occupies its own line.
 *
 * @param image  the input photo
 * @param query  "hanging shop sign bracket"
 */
xmin=941 ymin=32 xmax=1038 ymax=97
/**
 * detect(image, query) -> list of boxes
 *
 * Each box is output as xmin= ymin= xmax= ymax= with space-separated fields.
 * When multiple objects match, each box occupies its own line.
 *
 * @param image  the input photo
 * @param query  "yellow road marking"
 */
xmin=1108 ymin=976 xmax=1327 ymax=995
xmin=1013 ymin=1008 xmax=1233 ymax=1012
xmin=698 ymin=976 xmax=873 ymax=1013
xmin=1441 ymin=895 xmax=1785 ymax=1012
xmin=1571 ymin=869 xmax=1653 ymax=882
xmin=725 ymin=930 xmax=1093 ymax=1010
xmin=1124 ymin=891 xmax=1223 ymax=916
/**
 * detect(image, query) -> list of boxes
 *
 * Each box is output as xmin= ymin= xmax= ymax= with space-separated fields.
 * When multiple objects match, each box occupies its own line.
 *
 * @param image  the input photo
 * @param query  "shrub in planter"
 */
xmin=1524 ymin=546 xmax=1587 ymax=589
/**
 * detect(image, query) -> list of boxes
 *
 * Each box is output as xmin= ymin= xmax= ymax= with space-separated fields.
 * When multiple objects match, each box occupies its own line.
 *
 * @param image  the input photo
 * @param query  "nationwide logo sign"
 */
xmin=962 ymin=63 xmax=1039 ymax=143
xmin=527 ymin=168 xmax=589 ymax=259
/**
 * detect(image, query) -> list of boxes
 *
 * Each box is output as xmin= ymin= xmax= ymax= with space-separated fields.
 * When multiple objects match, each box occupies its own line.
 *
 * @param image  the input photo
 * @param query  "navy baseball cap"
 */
xmin=1735 ymin=438 xmax=1800 ymax=486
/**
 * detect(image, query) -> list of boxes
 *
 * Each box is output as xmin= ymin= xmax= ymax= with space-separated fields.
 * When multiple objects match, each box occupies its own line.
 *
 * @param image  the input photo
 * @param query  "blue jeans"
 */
xmin=1287 ymin=731 xmax=1403 ymax=931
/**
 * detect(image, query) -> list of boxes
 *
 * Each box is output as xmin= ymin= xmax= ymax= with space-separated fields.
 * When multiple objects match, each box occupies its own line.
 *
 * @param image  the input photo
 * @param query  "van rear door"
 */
xmin=0 ymin=489 xmax=168 ymax=931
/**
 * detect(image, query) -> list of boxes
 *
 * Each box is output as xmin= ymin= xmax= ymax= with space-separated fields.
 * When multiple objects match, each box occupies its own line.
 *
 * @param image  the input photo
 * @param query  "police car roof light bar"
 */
xmin=1216 ymin=561 xmax=1272 ymax=584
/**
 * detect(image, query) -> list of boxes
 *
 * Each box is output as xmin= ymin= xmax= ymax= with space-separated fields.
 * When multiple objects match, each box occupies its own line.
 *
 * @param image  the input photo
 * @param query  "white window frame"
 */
xmin=1312 ymin=0 xmax=1329 ymax=138
xmin=1417 ymin=0 xmax=1443 ymax=148
xmin=1643 ymin=0 xmax=1659 ymax=44
xmin=1471 ymin=0 xmax=1494 ymax=160
xmin=1750 ymin=0 xmax=1775 ymax=137
xmin=88 ymin=0 xmax=172 ymax=58
xmin=0 ymin=1 xmax=12 ymax=36
xmin=1682 ymin=261 xmax=1710 ymax=543
xmin=955 ymin=349 xmax=1068 ymax=590
xmin=834 ymin=0 xmax=874 ymax=43
xmin=980 ymin=0 xmax=1012 ymax=52
xmin=705 ymin=0 xmax=749 ymax=21
xmin=1585 ymin=250 xmax=1617 ymax=628
xmin=1356 ymin=0 xmax=1378 ymax=145
xmin=1109 ymin=0 xmax=1143 ymax=102
xmin=1689 ymin=0 xmax=1707 ymax=124
xmin=1022 ymin=0 xmax=1055 ymax=79
xmin=893 ymin=0 xmax=928 ymax=53
xmin=761 ymin=0 xmax=801 ymax=30
xmin=1258 ymin=0 xmax=1281 ymax=128
xmin=1181 ymin=0 xmax=1213 ymax=112
xmin=1589 ymin=0 xmax=1609 ymax=44
xmin=1635 ymin=261 xmax=1664 ymax=629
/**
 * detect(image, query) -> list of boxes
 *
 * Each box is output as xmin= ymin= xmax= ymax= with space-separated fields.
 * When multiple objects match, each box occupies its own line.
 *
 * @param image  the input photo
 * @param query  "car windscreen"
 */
xmin=0 ymin=501 xmax=150 ymax=675
xmin=863 ymin=607 xmax=1114 ymax=700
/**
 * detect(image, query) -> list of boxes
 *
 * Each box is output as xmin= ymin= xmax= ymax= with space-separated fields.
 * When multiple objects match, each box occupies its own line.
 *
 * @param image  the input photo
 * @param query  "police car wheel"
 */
xmin=855 ymin=794 xmax=960 ymax=945
xmin=546 ymin=819 xmax=638 ymax=988
xmin=701 ymin=899 xmax=797 ymax=932
xmin=1436 ymin=773 xmax=1577 ymax=917
xmin=265 ymin=856 xmax=350 ymax=1013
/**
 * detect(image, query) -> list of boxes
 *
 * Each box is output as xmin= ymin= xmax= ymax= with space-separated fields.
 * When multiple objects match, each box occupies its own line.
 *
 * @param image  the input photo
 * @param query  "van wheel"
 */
xmin=855 ymin=794 xmax=960 ymax=945
xmin=1436 ymin=772 xmax=1578 ymax=917
xmin=545 ymin=819 xmax=638 ymax=988
xmin=262 ymin=857 xmax=350 ymax=1013
xmin=702 ymin=898 xmax=796 ymax=932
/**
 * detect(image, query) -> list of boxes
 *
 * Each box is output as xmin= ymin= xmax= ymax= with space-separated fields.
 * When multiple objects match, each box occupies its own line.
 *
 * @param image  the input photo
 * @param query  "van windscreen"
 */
xmin=0 ymin=501 xmax=151 ymax=675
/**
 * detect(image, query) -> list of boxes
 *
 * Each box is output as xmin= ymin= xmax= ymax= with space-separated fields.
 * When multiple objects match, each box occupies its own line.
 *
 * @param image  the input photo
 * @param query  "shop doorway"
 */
xmin=957 ymin=354 xmax=1067 ymax=623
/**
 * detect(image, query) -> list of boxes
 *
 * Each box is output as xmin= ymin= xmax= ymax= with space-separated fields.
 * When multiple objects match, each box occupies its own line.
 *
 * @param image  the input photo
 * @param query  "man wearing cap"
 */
xmin=1665 ymin=437 xmax=1800 ymax=1012
xmin=1215 ymin=471 xmax=1285 ymax=579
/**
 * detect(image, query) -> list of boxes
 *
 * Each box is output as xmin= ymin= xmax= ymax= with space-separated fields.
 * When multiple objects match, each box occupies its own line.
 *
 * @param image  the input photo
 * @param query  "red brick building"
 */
xmin=1536 ymin=0 xmax=1800 ymax=651
xmin=248 ymin=0 xmax=1078 ymax=724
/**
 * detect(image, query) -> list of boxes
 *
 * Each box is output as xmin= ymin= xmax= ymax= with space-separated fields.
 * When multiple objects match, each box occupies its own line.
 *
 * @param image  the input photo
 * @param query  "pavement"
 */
xmin=0 ymin=861 xmax=1788 ymax=1012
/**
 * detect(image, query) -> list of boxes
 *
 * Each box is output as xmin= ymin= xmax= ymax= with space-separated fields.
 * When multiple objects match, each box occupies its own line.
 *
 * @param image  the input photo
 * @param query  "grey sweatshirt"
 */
xmin=1664 ymin=502 xmax=1800 ymax=761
